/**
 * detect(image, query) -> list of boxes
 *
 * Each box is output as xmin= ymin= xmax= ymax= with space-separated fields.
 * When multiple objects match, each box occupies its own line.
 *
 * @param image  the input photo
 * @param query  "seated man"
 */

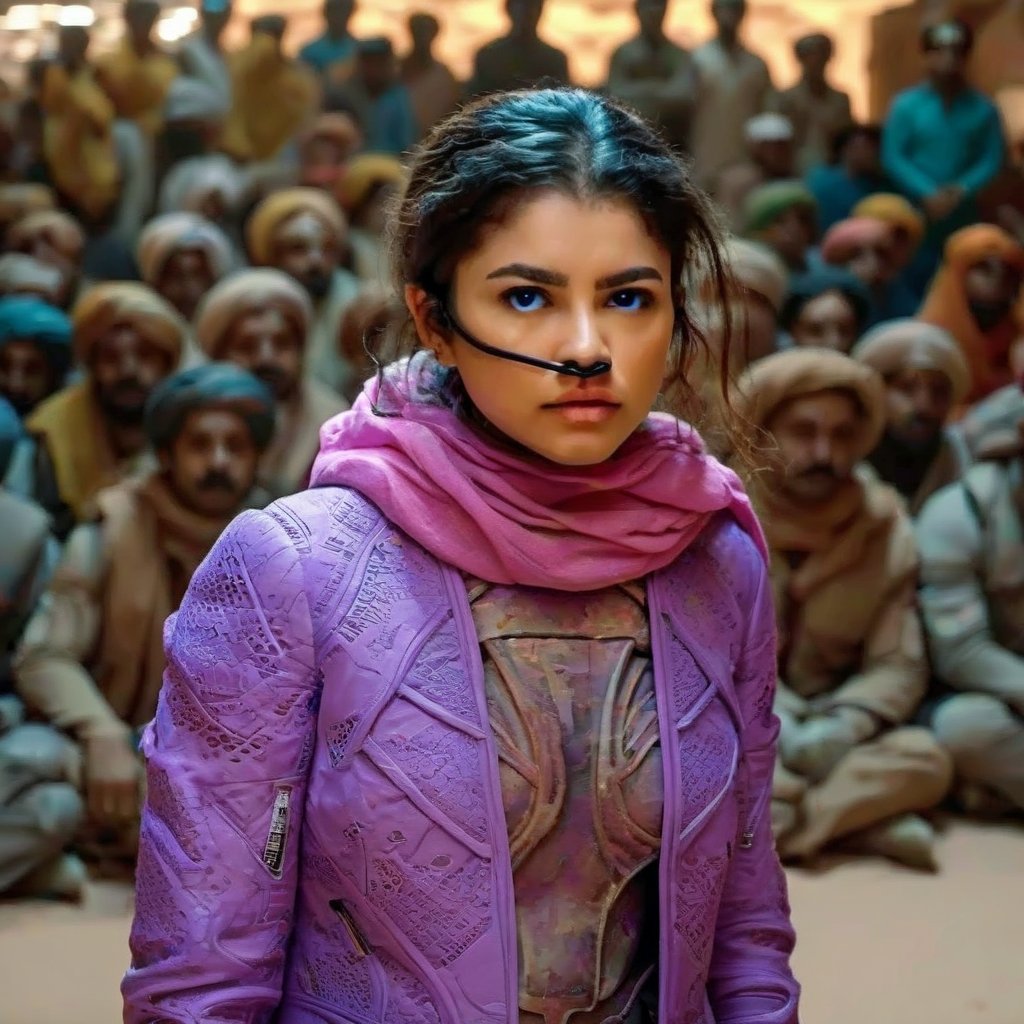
xmin=0 ymin=397 xmax=82 ymax=900
xmin=14 ymin=363 xmax=274 ymax=849
xmin=852 ymin=318 xmax=971 ymax=516
xmin=0 ymin=296 xmax=72 ymax=418
xmin=25 ymin=282 xmax=185 ymax=537
xmin=917 ymin=384 xmax=1024 ymax=814
xmin=920 ymin=224 xmax=1024 ymax=402
xmin=735 ymin=348 xmax=952 ymax=869
xmin=820 ymin=216 xmax=919 ymax=325
xmin=245 ymin=187 xmax=360 ymax=395
xmin=6 ymin=209 xmax=87 ymax=311
xmin=195 ymin=268 xmax=348 ymax=499
xmin=136 ymin=211 xmax=235 ymax=323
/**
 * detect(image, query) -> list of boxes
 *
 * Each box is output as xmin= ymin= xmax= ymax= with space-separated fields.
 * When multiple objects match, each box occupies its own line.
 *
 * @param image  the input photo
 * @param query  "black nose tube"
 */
xmin=441 ymin=302 xmax=612 ymax=380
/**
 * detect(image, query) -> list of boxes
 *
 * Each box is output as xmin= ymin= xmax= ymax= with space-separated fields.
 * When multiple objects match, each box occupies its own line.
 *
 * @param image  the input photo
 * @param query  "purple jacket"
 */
xmin=123 ymin=487 xmax=799 ymax=1024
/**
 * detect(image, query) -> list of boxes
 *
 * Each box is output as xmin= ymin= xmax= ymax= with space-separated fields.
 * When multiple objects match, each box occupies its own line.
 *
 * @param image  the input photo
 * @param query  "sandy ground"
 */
xmin=1 ymin=818 xmax=1021 ymax=1024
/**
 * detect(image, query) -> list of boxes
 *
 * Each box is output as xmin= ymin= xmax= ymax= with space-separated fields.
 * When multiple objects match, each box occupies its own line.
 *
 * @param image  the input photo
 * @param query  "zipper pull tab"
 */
xmin=740 ymin=828 xmax=755 ymax=850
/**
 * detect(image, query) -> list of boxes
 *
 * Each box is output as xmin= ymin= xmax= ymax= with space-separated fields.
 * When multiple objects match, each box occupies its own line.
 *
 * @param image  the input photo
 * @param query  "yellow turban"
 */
xmin=851 ymin=194 xmax=925 ymax=250
xmin=71 ymin=282 xmax=186 ymax=367
xmin=335 ymin=154 xmax=407 ymax=215
xmin=246 ymin=187 xmax=346 ymax=266
xmin=193 ymin=268 xmax=313 ymax=358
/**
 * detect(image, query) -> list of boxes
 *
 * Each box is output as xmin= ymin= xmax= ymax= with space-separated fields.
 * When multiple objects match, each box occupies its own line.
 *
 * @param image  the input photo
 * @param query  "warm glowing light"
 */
xmin=2 ymin=5 xmax=43 ymax=32
xmin=58 ymin=5 xmax=96 ymax=28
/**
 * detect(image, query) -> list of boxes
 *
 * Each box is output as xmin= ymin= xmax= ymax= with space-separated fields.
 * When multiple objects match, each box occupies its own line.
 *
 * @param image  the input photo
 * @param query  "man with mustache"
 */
xmin=916 ymin=382 xmax=1024 ymax=816
xmin=735 ymin=348 xmax=952 ymax=869
xmin=0 ymin=296 xmax=72 ymax=419
xmin=13 ymin=362 xmax=274 ymax=854
xmin=852 ymin=318 xmax=972 ymax=516
xmin=25 ymin=283 xmax=185 ymax=538
xmin=195 ymin=268 xmax=348 ymax=499
xmin=245 ymin=187 xmax=361 ymax=396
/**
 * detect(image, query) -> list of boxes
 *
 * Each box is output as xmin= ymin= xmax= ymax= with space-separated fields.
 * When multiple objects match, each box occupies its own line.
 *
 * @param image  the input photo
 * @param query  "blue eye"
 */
xmin=504 ymin=287 xmax=547 ymax=312
xmin=607 ymin=289 xmax=650 ymax=311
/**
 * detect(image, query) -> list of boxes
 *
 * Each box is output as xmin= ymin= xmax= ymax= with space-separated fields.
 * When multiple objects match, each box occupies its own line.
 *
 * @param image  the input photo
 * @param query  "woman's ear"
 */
xmin=405 ymin=284 xmax=456 ymax=366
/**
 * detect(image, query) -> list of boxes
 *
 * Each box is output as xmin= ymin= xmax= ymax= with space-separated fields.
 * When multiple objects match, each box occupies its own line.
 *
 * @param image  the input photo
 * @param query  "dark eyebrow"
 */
xmin=485 ymin=263 xmax=568 ymax=286
xmin=596 ymin=266 xmax=664 ymax=289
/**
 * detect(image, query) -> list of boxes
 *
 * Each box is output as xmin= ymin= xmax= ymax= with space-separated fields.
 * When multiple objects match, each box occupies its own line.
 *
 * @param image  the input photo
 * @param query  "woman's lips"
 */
xmin=543 ymin=399 xmax=621 ymax=424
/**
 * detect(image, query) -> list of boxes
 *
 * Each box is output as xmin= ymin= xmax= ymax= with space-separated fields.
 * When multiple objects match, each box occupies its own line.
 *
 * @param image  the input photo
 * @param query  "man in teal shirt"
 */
xmin=300 ymin=0 xmax=358 ymax=81
xmin=882 ymin=20 xmax=1006 ymax=290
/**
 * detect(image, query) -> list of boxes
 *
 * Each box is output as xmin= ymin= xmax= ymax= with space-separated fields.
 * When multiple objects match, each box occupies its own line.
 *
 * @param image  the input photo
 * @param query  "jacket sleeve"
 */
xmin=709 ymin=538 xmax=800 ymax=1024
xmin=121 ymin=509 xmax=318 ymax=1024
xmin=916 ymin=478 xmax=1024 ymax=705
xmin=821 ymin=517 xmax=928 ymax=725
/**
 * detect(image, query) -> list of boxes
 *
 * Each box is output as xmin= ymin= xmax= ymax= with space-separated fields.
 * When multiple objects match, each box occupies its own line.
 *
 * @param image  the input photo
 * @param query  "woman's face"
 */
xmin=409 ymin=191 xmax=675 ymax=467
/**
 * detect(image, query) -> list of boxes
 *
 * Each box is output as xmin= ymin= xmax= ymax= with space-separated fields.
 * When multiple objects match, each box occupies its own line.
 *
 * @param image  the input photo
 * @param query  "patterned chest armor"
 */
xmin=467 ymin=578 xmax=663 ymax=1024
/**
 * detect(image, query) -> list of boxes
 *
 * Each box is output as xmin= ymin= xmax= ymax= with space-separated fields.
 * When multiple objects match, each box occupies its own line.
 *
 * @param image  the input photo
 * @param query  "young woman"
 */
xmin=123 ymin=88 xmax=799 ymax=1024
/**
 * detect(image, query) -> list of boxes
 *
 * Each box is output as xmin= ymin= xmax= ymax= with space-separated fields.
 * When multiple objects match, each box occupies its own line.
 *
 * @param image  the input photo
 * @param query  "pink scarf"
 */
xmin=310 ymin=355 xmax=765 ymax=592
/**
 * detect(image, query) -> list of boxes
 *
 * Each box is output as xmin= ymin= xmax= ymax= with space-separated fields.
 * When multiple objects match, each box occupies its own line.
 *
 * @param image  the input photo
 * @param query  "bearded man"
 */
xmin=246 ymin=187 xmax=361 ymax=395
xmin=0 ymin=296 xmax=72 ymax=418
xmin=852 ymin=318 xmax=972 ymax=515
xmin=735 ymin=348 xmax=952 ymax=870
xmin=25 ymin=283 xmax=185 ymax=536
xmin=13 ymin=362 xmax=274 ymax=842
xmin=195 ymin=268 xmax=348 ymax=499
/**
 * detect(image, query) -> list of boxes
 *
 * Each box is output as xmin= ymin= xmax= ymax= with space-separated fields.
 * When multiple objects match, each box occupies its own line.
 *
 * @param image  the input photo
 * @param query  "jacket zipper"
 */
xmin=262 ymin=786 xmax=291 ymax=877
xmin=329 ymin=898 xmax=372 ymax=957
xmin=738 ymin=756 xmax=772 ymax=849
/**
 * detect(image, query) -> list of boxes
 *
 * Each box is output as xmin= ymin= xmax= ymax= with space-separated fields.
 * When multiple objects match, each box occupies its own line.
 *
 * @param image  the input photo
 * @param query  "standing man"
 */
xmin=852 ymin=319 xmax=971 ymax=516
xmin=300 ymin=0 xmax=359 ymax=84
xmin=95 ymin=0 xmax=179 ymax=137
xmin=245 ymin=188 xmax=360 ymax=394
xmin=178 ymin=0 xmax=233 ymax=105
xmin=774 ymin=33 xmax=853 ymax=175
xmin=606 ymin=0 xmax=699 ymax=153
xmin=883 ymin=20 xmax=1006 ymax=290
xmin=917 ymin=386 xmax=1024 ymax=815
xmin=195 ymin=268 xmax=348 ymax=498
xmin=691 ymin=0 xmax=773 ymax=189
xmin=25 ymin=283 xmax=185 ymax=535
xmin=466 ymin=0 xmax=570 ymax=99
xmin=14 ymin=363 xmax=274 ymax=846
xmin=327 ymin=37 xmax=417 ymax=156
xmin=735 ymin=349 xmax=952 ymax=870
xmin=401 ymin=13 xmax=461 ymax=140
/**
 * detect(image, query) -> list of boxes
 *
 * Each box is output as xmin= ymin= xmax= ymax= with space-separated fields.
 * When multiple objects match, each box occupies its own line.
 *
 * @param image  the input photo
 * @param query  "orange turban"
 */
xmin=246 ymin=187 xmax=347 ymax=266
xmin=919 ymin=225 xmax=1024 ymax=402
xmin=193 ymin=268 xmax=312 ymax=358
xmin=71 ymin=282 xmax=186 ymax=367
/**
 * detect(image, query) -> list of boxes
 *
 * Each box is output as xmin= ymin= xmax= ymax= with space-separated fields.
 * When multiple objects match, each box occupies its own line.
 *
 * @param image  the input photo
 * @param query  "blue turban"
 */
xmin=0 ymin=395 xmax=23 ymax=479
xmin=0 ymin=296 xmax=73 ymax=378
xmin=145 ymin=362 xmax=277 ymax=452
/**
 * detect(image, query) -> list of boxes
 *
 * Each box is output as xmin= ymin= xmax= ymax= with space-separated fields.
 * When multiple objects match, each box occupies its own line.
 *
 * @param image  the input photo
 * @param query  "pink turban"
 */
xmin=820 ymin=217 xmax=892 ymax=265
